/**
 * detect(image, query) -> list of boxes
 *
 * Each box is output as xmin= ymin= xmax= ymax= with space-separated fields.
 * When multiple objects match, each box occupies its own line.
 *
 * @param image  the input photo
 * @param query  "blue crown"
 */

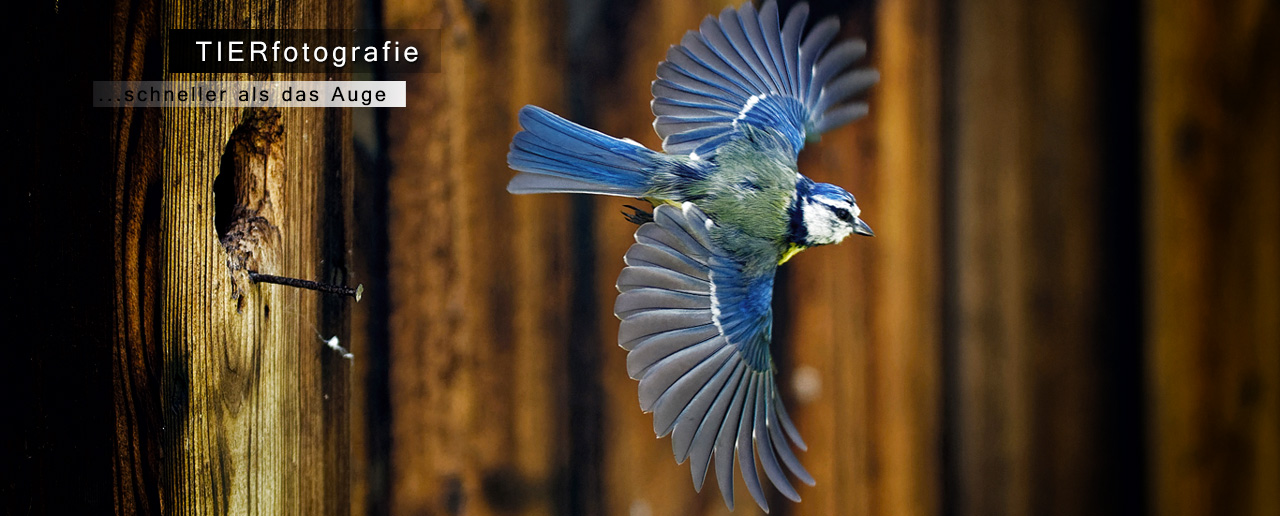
xmin=809 ymin=182 xmax=856 ymax=205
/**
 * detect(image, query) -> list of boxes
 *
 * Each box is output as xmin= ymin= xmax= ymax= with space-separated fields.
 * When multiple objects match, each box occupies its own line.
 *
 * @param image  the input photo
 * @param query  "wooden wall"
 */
xmin=5 ymin=0 xmax=1277 ymax=515
xmin=358 ymin=0 xmax=1278 ymax=515
xmin=110 ymin=0 xmax=357 ymax=514
xmin=9 ymin=0 xmax=356 ymax=514
xmin=1145 ymin=1 xmax=1280 ymax=515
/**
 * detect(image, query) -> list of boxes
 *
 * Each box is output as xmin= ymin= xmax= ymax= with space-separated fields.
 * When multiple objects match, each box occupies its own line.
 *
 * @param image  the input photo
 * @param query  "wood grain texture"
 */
xmin=781 ymin=3 xmax=878 ymax=513
xmin=110 ymin=0 xmax=355 ymax=514
xmin=952 ymin=1 xmax=1035 ymax=511
xmin=111 ymin=0 xmax=166 ymax=513
xmin=20 ymin=0 xmax=1280 ymax=515
xmin=1145 ymin=1 xmax=1280 ymax=515
xmin=382 ymin=1 xmax=571 ymax=514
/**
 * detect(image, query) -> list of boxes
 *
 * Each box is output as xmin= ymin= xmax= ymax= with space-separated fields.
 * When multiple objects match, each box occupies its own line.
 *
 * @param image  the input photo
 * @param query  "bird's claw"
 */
xmin=622 ymin=204 xmax=654 ymax=225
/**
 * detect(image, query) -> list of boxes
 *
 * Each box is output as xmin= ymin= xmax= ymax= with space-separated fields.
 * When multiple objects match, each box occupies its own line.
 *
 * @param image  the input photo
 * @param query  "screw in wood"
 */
xmin=248 ymin=271 xmax=363 ymax=302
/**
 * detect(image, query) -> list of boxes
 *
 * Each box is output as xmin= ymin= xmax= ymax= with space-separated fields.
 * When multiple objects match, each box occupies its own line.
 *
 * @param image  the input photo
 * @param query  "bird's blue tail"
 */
xmin=507 ymin=105 xmax=657 ymax=197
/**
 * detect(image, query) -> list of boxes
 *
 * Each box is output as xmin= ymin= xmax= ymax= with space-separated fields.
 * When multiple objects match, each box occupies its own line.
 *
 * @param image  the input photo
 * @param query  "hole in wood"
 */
xmin=213 ymin=150 xmax=235 ymax=239
xmin=218 ymin=108 xmax=285 ymax=289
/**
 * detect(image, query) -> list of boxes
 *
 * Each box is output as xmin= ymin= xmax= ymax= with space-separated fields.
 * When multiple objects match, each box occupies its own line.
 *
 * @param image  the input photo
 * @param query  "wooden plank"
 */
xmin=1145 ymin=1 xmax=1280 ymax=515
xmin=783 ymin=102 xmax=876 ymax=516
xmin=865 ymin=0 xmax=944 ymax=514
xmin=952 ymin=1 xmax=1035 ymax=512
xmin=506 ymin=3 xmax=573 ymax=516
xmin=951 ymin=0 xmax=1121 ymax=514
xmin=109 ymin=0 xmax=166 ymax=513
xmin=107 ymin=0 xmax=355 ymax=514
xmin=382 ymin=0 xmax=571 ymax=514
xmin=772 ymin=4 xmax=904 ymax=516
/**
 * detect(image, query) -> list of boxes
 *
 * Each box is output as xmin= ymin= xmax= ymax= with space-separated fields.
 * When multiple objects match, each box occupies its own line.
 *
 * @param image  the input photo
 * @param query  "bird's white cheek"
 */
xmin=802 ymin=206 xmax=839 ymax=244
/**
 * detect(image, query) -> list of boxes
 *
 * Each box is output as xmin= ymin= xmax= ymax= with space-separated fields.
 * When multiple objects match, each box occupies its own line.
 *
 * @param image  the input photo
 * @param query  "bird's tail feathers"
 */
xmin=507 ymin=105 xmax=657 ymax=197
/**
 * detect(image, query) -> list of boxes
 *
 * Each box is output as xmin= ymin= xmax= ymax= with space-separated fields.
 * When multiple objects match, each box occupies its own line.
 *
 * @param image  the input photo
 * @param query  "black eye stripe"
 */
xmin=833 ymin=207 xmax=852 ymax=222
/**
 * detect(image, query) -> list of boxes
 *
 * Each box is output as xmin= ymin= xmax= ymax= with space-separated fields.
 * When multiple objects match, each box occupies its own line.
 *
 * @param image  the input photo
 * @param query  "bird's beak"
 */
xmin=853 ymin=218 xmax=875 ymax=237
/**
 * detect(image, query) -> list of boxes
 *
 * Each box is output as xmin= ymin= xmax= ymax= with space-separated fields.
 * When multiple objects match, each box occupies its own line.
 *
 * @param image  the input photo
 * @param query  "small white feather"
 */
xmin=325 ymin=336 xmax=354 ymax=360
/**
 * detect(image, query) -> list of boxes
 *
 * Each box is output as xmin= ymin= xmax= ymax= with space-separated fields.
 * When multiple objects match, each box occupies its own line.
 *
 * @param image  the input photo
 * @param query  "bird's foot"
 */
xmin=622 ymin=204 xmax=654 ymax=225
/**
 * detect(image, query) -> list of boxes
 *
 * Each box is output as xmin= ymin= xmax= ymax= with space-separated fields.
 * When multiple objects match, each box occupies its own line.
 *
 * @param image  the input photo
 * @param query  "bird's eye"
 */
xmin=833 ymin=207 xmax=852 ymax=222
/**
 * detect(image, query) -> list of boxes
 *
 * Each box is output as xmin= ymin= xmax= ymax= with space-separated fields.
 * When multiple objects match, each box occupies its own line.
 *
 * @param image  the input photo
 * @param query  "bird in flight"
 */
xmin=506 ymin=1 xmax=877 ymax=511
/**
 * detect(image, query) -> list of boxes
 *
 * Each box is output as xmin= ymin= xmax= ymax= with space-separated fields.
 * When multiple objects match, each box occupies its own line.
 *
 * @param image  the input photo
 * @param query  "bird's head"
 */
xmin=791 ymin=181 xmax=874 ymax=247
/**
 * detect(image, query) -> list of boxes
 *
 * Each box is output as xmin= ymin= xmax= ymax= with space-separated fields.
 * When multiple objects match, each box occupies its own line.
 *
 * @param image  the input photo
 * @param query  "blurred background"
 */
xmin=351 ymin=0 xmax=1276 ymax=515
xmin=6 ymin=0 xmax=1277 ymax=515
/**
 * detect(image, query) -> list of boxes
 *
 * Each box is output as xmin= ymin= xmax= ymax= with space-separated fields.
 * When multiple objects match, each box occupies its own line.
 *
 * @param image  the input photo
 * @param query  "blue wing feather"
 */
xmin=653 ymin=0 xmax=877 ymax=157
xmin=779 ymin=3 xmax=808 ymax=95
xmin=614 ymin=203 xmax=805 ymax=512
xmin=755 ymin=2 xmax=790 ymax=95
xmin=721 ymin=6 xmax=780 ymax=94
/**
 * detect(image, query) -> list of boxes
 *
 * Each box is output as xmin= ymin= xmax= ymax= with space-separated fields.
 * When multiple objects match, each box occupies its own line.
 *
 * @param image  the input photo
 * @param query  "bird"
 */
xmin=505 ymin=1 xmax=877 ymax=512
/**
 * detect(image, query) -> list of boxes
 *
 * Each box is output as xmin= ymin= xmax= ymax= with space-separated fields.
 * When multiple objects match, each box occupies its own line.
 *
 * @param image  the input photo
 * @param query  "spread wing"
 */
xmin=614 ymin=203 xmax=813 ymax=512
xmin=652 ymin=0 xmax=878 ymax=158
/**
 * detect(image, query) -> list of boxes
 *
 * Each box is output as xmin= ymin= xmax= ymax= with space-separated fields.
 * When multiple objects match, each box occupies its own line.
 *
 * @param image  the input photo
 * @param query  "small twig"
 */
xmin=249 ymin=271 xmax=363 ymax=302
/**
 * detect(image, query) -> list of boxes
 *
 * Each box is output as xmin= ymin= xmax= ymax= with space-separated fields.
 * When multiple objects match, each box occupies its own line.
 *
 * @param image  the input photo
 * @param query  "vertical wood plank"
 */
xmin=952 ymin=1 xmax=1035 ymax=512
xmin=951 ymin=0 xmax=1120 ymax=515
xmin=383 ymin=0 xmax=571 ymax=514
xmin=110 ymin=0 xmax=166 ymax=513
xmin=867 ymin=0 xmax=944 ymax=514
xmin=108 ymin=0 xmax=355 ymax=514
xmin=1145 ymin=1 xmax=1280 ymax=515
xmin=507 ymin=3 xmax=573 ymax=516
xmin=589 ymin=1 xmax=669 ymax=512
xmin=784 ymin=107 xmax=876 ymax=516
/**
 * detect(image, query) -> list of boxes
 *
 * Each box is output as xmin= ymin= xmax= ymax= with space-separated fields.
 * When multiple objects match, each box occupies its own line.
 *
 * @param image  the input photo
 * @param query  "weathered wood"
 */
xmin=1145 ymin=1 xmax=1280 ymax=515
xmin=108 ymin=0 xmax=355 ymax=514
xmin=110 ymin=0 xmax=166 ymax=513
xmin=782 ymin=96 xmax=877 ymax=516
xmin=381 ymin=0 xmax=571 ymax=514
xmin=952 ymin=1 xmax=1035 ymax=512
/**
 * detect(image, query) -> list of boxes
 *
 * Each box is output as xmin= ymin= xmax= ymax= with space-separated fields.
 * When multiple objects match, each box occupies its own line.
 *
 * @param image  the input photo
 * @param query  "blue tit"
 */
xmin=506 ymin=1 xmax=876 ymax=511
